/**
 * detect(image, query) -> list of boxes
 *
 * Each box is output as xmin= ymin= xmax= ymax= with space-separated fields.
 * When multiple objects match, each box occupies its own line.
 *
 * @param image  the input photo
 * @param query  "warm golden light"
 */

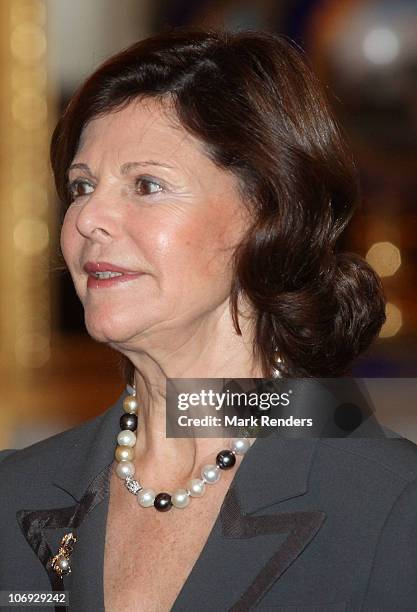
xmin=13 ymin=217 xmax=49 ymax=255
xmin=10 ymin=0 xmax=46 ymax=27
xmin=11 ymin=23 xmax=46 ymax=63
xmin=379 ymin=302 xmax=403 ymax=338
xmin=11 ymin=65 xmax=47 ymax=94
xmin=12 ymin=182 xmax=49 ymax=215
xmin=15 ymin=332 xmax=50 ymax=367
xmin=12 ymin=92 xmax=47 ymax=129
xmin=366 ymin=241 xmax=401 ymax=277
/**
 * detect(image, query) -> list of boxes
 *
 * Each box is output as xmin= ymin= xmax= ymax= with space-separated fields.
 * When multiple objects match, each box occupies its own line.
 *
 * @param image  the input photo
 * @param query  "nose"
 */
xmin=75 ymin=189 xmax=120 ymax=243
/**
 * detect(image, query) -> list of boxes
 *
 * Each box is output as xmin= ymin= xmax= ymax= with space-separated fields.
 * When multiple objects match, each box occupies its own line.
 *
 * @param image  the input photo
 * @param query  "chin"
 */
xmin=85 ymin=327 xmax=140 ymax=348
xmin=83 ymin=312 xmax=152 ymax=347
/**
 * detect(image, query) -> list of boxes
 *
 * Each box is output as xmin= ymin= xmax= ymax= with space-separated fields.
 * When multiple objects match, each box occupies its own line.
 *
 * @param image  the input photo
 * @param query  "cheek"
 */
xmin=145 ymin=212 xmax=238 ymax=285
xmin=60 ymin=219 xmax=72 ymax=261
xmin=60 ymin=213 xmax=80 ymax=267
xmin=186 ymin=201 xmax=246 ymax=277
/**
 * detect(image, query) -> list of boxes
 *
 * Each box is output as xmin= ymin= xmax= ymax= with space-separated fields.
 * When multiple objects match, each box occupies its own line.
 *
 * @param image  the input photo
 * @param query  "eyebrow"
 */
xmin=67 ymin=160 xmax=176 ymax=179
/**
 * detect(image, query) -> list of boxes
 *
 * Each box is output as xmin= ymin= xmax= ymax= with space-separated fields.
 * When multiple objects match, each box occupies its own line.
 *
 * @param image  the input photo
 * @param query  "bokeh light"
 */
xmin=379 ymin=302 xmax=403 ymax=338
xmin=366 ymin=241 xmax=401 ymax=277
xmin=362 ymin=27 xmax=400 ymax=65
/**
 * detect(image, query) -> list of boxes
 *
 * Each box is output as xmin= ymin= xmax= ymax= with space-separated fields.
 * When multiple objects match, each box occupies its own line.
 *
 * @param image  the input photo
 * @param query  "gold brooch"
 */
xmin=50 ymin=532 xmax=77 ymax=577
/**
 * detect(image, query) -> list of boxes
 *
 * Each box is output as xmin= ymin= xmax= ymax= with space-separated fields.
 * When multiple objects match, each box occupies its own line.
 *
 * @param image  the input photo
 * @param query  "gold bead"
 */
xmin=123 ymin=395 xmax=138 ymax=414
xmin=115 ymin=445 xmax=134 ymax=462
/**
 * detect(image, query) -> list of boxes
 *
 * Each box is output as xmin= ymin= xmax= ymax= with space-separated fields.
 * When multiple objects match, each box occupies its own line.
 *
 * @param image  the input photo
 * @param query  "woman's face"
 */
xmin=60 ymin=99 xmax=250 ymax=352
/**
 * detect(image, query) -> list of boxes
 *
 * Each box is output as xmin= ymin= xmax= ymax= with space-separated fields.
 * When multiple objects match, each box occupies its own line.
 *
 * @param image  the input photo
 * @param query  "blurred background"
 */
xmin=0 ymin=0 xmax=416 ymax=449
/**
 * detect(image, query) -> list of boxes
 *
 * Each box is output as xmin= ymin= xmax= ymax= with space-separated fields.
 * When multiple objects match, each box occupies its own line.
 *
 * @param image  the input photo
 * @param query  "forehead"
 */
xmin=75 ymin=98 xmax=207 ymax=163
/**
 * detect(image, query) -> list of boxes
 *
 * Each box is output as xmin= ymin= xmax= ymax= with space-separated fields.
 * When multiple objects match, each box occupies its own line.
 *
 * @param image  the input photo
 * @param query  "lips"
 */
xmin=83 ymin=261 xmax=144 ymax=289
xmin=83 ymin=261 xmax=141 ymax=275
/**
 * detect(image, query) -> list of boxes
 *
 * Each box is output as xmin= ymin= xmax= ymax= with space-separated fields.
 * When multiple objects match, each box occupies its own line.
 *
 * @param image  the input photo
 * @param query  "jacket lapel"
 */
xmin=171 ymin=379 xmax=388 ymax=611
xmin=60 ymin=465 xmax=113 ymax=611
xmin=15 ymin=391 xmax=125 ymax=611
xmin=223 ymin=488 xmax=326 ymax=611
xmin=16 ymin=464 xmax=112 ymax=590
xmin=224 ymin=437 xmax=326 ymax=611
xmin=172 ymin=435 xmax=325 ymax=611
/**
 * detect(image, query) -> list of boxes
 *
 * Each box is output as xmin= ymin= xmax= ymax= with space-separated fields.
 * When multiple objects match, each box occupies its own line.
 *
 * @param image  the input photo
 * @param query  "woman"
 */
xmin=1 ymin=28 xmax=417 ymax=612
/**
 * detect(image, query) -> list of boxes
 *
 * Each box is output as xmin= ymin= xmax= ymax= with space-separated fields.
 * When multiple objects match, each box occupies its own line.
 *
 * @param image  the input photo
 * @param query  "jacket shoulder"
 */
xmin=0 ymin=449 xmax=17 ymax=462
xmin=0 ymin=392 xmax=125 ymax=511
xmin=319 ymin=435 xmax=417 ymax=483
xmin=0 ymin=397 xmax=120 ymax=487
xmin=1 ymin=411 xmax=102 ymax=463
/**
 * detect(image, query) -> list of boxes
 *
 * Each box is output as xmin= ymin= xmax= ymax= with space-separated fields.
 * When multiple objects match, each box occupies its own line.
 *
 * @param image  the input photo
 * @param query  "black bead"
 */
xmin=120 ymin=413 xmax=138 ymax=432
xmin=216 ymin=449 xmax=236 ymax=470
xmin=154 ymin=492 xmax=172 ymax=512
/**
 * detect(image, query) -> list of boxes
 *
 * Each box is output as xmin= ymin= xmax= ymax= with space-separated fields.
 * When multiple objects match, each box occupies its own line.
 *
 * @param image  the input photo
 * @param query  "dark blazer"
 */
xmin=1 ymin=386 xmax=417 ymax=612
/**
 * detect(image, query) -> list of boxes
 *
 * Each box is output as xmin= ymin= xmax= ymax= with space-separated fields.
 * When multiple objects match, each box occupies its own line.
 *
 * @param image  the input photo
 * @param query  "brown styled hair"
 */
xmin=50 ymin=27 xmax=386 ymax=383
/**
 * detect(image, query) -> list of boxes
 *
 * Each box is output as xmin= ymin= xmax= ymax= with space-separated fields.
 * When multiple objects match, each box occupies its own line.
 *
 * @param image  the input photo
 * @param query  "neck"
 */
xmin=122 ymin=309 xmax=263 ymax=490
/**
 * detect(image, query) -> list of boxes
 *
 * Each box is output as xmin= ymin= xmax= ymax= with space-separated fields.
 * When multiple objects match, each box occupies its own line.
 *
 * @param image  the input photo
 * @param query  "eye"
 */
xmin=68 ymin=179 xmax=94 ymax=200
xmin=135 ymin=177 xmax=164 ymax=196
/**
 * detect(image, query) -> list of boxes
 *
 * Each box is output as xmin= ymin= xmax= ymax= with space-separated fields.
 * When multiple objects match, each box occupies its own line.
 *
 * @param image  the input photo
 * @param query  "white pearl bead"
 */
xmin=172 ymin=488 xmax=190 ymax=509
xmin=137 ymin=488 xmax=156 ymax=507
xmin=201 ymin=464 xmax=221 ymax=484
xmin=116 ymin=460 xmax=135 ymax=479
xmin=117 ymin=430 xmax=136 ymax=447
xmin=230 ymin=438 xmax=251 ymax=455
xmin=187 ymin=478 xmax=206 ymax=497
